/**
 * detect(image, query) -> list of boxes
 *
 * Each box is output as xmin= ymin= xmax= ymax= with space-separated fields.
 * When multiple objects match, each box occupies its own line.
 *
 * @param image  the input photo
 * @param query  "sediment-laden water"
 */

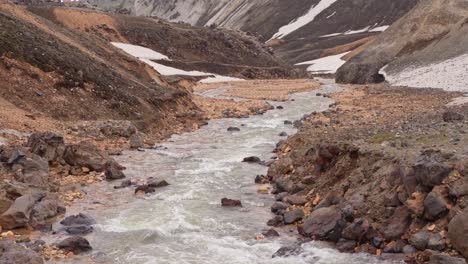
xmin=49 ymin=80 xmax=400 ymax=264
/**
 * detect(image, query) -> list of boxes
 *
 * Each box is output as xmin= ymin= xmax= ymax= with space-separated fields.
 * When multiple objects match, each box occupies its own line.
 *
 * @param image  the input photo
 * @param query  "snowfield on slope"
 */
xmin=271 ymin=0 xmax=338 ymax=39
xmin=380 ymin=54 xmax=468 ymax=92
xmin=296 ymin=52 xmax=349 ymax=74
xmin=320 ymin=25 xmax=389 ymax=38
xmin=111 ymin=42 xmax=243 ymax=83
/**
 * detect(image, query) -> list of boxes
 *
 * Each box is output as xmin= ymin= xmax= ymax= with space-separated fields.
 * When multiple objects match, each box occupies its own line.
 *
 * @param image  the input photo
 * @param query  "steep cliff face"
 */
xmin=336 ymin=0 xmax=468 ymax=90
xmin=86 ymin=0 xmax=417 ymax=63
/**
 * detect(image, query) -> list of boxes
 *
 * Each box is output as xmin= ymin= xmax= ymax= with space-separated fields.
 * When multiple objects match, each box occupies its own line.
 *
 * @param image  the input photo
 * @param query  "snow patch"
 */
xmin=111 ymin=42 xmax=243 ymax=83
xmin=369 ymin=25 xmax=389 ymax=32
xmin=295 ymin=52 xmax=349 ymax=74
xmin=344 ymin=26 xmax=370 ymax=35
xmin=380 ymin=54 xmax=468 ymax=92
xmin=320 ymin=25 xmax=390 ymax=38
xmin=271 ymin=0 xmax=339 ymax=39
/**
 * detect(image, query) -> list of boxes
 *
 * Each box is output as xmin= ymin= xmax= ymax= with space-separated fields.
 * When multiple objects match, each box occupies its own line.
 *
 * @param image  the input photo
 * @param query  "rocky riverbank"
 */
xmin=263 ymin=83 xmax=468 ymax=263
xmin=0 ymin=78 xmax=320 ymax=262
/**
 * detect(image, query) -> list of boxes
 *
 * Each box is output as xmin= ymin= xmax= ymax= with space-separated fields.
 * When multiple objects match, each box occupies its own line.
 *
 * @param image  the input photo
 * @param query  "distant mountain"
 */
xmin=336 ymin=0 xmax=468 ymax=91
xmin=86 ymin=0 xmax=417 ymax=64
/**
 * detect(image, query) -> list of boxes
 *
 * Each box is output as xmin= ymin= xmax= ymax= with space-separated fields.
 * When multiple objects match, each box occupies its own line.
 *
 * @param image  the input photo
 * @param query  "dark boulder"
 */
xmin=271 ymin=202 xmax=288 ymax=214
xmin=114 ymin=179 xmax=132 ymax=189
xmin=64 ymin=225 xmax=94 ymax=235
xmin=284 ymin=195 xmax=307 ymax=206
xmin=13 ymin=155 xmax=49 ymax=186
xmin=0 ymin=192 xmax=45 ymax=229
xmin=341 ymin=218 xmax=370 ymax=242
xmin=279 ymin=132 xmax=287 ymax=137
xmin=443 ymin=111 xmax=464 ymax=122
xmin=413 ymin=153 xmax=451 ymax=188
xmin=26 ymin=132 xmax=65 ymax=162
xmin=129 ymin=133 xmax=145 ymax=149
xmin=227 ymin=127 xmax=240 ymax=132
xmin=272 ymin=245 xmax=303 ymax=258
xmin=29 ymin=193 xmax=66 ymax=228
xmin=56 ymin=236 xmax=92 ymax=254
xmin=382 ymin=206 xmax=412 ymax=240
xmin=283 ymin=120 xmax=292 ymax=125
xmin=135 ymin=185 xmax=156 ymax=194
xmin=283 ymin=208 xmax=304 ymax=225
xmin=242 ymin=156 xmax=261 ymax=163
xmin=336 ymin=239 xmax=356 ymax=253
xmin=221 ymin=198 xmax=242 ymax=207
xmin=409 ymin=230 xmax=430 ymax=250
xmin=427 ymin=233 xmax=446 ymax=251
xmin=267 ymin=215 xmax=284 ymax=227
xmin=60 ymin=213 xmax=95 ymax=226
xmin=0 ymin=239 xmax=44 ymax=264
xmin=402 ymin=245 xmax=417 ymax=254
xmin=262 ymin=229 xmax=280 ymax=238
xmin=424 ymin=192 xmax=447 ymax=221
xmin=448 ymin=210 xmax=468 ymax=259
xmin=147 ymin=179 xmax=170 ymax=188
xmin=274 ymin=192 xmax=289 ymax=201
xmin=63 ymin=141 xmax=112 ymax=172
xmin=301 ymin=207 xmax=344 ymax=241
xmin=105 ymin=165 xmax=126 ymax=181
xmin=335 ymin=62 xmax=385 ymax=85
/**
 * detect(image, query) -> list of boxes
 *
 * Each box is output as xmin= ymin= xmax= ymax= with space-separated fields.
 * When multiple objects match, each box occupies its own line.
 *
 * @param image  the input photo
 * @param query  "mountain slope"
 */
xmin=28 ymin=5 xmax=300 ymax=79
xmin=336 ymin=0 xmax=468 ymax=90
xmin=85 ymin=0 xmax=417 ymax=64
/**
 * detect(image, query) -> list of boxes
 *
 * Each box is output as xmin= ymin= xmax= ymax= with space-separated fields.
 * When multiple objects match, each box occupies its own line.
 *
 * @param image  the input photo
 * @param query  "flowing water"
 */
xmin=50 ymin=80 xmax=400 ymax=264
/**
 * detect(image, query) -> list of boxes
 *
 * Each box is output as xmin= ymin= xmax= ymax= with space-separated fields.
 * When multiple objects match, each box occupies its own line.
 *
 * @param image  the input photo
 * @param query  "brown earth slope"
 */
xmin=27 ymin=6 xmax=303 ymax=80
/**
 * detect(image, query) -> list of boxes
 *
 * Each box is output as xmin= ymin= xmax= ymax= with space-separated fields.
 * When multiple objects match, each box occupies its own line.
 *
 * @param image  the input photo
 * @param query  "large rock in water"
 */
xmin=448 ymin=210 xmax=468 ymax=259
xmin=0 ymin=239 xmax=44 ymax=264
xmin=63 ymin=141 xmax=112 ymax=172
xmin=26 ymin=132 xmax=65 ymax=162
xmin=56 ymin=236 xmax=92 ymax=254
xmin=300 ymin=207 xmax=343 ymax=241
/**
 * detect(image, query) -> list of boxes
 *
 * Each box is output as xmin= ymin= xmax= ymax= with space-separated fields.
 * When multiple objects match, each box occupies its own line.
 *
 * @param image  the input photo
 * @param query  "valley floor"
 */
xmin=0 ymin=78 xmax=467 ymax=263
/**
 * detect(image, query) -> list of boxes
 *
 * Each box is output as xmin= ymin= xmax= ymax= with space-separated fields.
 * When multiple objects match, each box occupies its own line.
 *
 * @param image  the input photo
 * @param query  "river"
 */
xmin=49 ymin=80 xmax=399 ymax=264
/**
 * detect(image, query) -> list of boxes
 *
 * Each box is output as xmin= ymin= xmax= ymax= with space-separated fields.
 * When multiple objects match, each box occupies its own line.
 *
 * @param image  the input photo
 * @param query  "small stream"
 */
xmin=49 ymin=79 xmax=399 ymax=264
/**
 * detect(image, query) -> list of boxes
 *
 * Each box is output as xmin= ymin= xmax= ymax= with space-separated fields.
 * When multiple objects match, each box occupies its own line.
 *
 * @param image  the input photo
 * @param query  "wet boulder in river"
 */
xmin=242 ymin=156 xmax=261 ymax=163
xmin=105 ymin=164 xmax=126 ymax=181
xmin=227 ymin=127 xmax=240 ymax=132
xmin=147 ymin=179 xmax=169 ymax=188
xmin=221 ymin=198 xmax=242 ymax=207
xmin=262 ymin=229 xmax=280 ymax=238
xmin=56 ymin=236 xmax=92 ymax=254
xmin=135 ymin=185 xmax=156 ymax=194
xmin=60 ymin=213 xmax=96 ymax=226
